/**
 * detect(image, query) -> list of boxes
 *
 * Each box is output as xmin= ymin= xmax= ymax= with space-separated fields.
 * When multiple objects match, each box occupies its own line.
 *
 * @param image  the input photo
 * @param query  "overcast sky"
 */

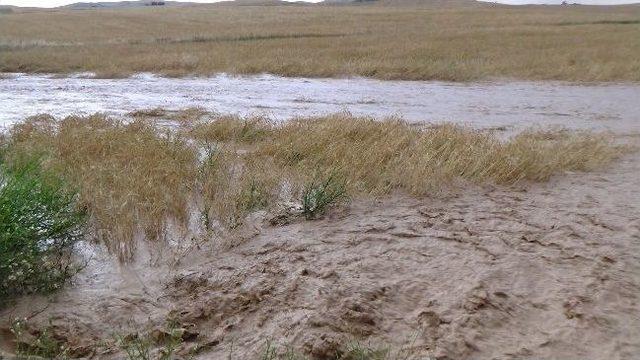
xmin=0 ymin=0 xmax=637 ymax=8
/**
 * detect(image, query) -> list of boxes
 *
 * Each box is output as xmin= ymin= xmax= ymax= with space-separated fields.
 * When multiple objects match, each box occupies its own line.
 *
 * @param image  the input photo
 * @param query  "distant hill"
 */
xmin=322 ymin=0 xmax=480 ymax=6
xmin=59 ymin=0 xmax=313 ymax=9
xmin=11 ymin=0 xmax=639 ymax=11
xmin=212 ymin=0 xmax=311 ymax=5
xmin=322 ymin=0 xmax=376 ymax=3
xmin=61 ymin=1 xmax=199 ymax=10
xmin=0 ymin=5 xmax=15 ymax=13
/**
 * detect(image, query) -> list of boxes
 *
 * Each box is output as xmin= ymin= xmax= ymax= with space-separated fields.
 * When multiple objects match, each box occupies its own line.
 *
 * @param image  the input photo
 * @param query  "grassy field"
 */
xmin=0 ymin=2 xmax=639 ymax=81
xmin=1 ymin=111 xmax=622 ymax=260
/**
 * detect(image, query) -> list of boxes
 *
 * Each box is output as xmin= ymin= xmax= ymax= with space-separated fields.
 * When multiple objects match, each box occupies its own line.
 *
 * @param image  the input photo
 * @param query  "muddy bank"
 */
xmin=1 ymin=135 xmax=639 ymax=359
xmin=1 ymin=73 xmax=639 ymax=134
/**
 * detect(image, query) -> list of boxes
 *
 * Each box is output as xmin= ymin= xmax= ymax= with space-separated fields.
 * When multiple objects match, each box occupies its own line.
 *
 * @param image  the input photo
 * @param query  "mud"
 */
xmin=1 ymin=73 xmax=639 ymax=134
xmin=1 ymin=135 xmax=639 ymax=359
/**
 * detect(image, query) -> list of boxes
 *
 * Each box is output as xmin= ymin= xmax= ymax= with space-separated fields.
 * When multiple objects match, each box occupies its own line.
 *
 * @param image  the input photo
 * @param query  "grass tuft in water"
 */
xmin=302 ymin=173 xmax=348 ymax=220
xmin=116 ymin=333 xmax=152 ymax=360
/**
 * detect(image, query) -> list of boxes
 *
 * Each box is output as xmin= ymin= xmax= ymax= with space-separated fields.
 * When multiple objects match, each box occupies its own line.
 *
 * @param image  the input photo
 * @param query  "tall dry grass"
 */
xmin=244 ymin=115 xmax=619 ymax=194
xmin=2 ymin=113 xmax=623 ymax=259
xmin=5 ymin=115 xmax=197 ymax=259
xmin=0 ymin=3 xmax=638 ymax=81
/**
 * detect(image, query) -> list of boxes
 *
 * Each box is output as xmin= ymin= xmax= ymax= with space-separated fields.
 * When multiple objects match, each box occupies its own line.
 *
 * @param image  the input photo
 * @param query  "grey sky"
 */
xmin=0 ymin=0 xmax=636 ymax=8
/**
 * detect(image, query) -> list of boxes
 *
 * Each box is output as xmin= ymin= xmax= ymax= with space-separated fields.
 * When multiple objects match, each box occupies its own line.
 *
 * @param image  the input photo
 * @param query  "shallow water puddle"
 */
xmin=1 ymin=73 xmax=638 ymax=133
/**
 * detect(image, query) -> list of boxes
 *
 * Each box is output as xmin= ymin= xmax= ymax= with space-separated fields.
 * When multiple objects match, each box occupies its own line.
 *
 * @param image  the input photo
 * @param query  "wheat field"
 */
xmin=0 ymin=2 xmax=639 ymax=81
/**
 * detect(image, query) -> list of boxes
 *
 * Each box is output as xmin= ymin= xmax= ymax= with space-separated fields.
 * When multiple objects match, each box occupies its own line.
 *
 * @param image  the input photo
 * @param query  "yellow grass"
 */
xmin=5 ymin=115 xmax=197 ymax=259
xmin=0 ymin=3 xmax=639 ymax=81
xmin=237 ymin=115 xmax=619 ymax=193
xmin=1 ymin=112 xmax=623 ymax=259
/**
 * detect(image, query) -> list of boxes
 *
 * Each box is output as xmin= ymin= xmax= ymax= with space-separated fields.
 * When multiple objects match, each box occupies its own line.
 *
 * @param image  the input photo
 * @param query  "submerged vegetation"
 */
xmin=0 ymin=112 xmax=622 ymax=261
xmin=11 ymin=319 xmax=71 ymax=359
xmin=11 ymin=316 xmax=420 ymax=360
xmin=257 ymin=340 xmax=416 ymax=360
xmin=11 ymin=318 xmax=186 ymax=360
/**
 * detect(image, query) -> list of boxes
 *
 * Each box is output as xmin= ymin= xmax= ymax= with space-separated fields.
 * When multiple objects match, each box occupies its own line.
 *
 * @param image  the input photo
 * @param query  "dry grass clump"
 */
xmin=0 ymin=4 xmax=638 ymax=81
xmin=182 ymin=115 xmax=282 ymax=228
xmin=2 ymin=113 xmax=623 ymax=259
xmin=197 ymin=149 xmax=281 ymax=229
xmin=128 ymin=107 xmax=168 ymax=118
xmin=259 ymin=115 xmax=620 ymax=195
xmin=185 ymin=115 xmax=272 ymax=144
xmin=5 ymin=114 xmax=197 ymax=259
xmin=170 ymin=106 xmax=209 ymax=123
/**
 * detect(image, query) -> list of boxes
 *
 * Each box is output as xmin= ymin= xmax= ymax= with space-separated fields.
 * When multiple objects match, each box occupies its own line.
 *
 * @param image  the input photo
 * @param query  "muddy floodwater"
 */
xmin=2 ymin=73 xmax=640 ymax=359
xmin=1 ymin=73 xmax=638 ymax=133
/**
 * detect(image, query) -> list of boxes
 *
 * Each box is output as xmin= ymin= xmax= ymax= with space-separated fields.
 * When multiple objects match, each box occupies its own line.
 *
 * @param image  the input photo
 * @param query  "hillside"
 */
xmin=61 ymin=1 xmax=199 ymax=9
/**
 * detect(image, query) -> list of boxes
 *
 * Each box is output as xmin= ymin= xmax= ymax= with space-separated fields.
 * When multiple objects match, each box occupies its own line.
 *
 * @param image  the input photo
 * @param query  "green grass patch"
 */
xmin=0 ymin=156 xmax=86 ymax=306
xmin=11 ymin=319 xmax=71 ymax=359
xmin=301 ymin=173 xmax=348 ymax=220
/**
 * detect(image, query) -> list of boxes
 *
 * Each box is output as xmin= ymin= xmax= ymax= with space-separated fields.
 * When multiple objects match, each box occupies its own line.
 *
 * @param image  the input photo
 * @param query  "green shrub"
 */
xmin=115 ymin=320 xmax=186 ymax=360
xmin=11 ymin=318 xmax=70 ymax=359
xmin=340 ymin=342 xmax=389 ymax=360
xmin=116 ymin=333 xmax=152 ymax=360
xmin=253 ymin=340 xmax=402 ymax=360
xmin=0 ymin=157 xmax=86 ymax=306
xmin=301 ymin=173 xmax=347 ymax=220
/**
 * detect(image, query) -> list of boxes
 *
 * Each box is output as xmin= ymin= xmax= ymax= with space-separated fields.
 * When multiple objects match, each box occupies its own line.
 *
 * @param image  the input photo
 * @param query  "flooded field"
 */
xmin=1 ymin=73 xmax=638 ymax=133
xmin=2 ymin=72 xmax=640 ymax=360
